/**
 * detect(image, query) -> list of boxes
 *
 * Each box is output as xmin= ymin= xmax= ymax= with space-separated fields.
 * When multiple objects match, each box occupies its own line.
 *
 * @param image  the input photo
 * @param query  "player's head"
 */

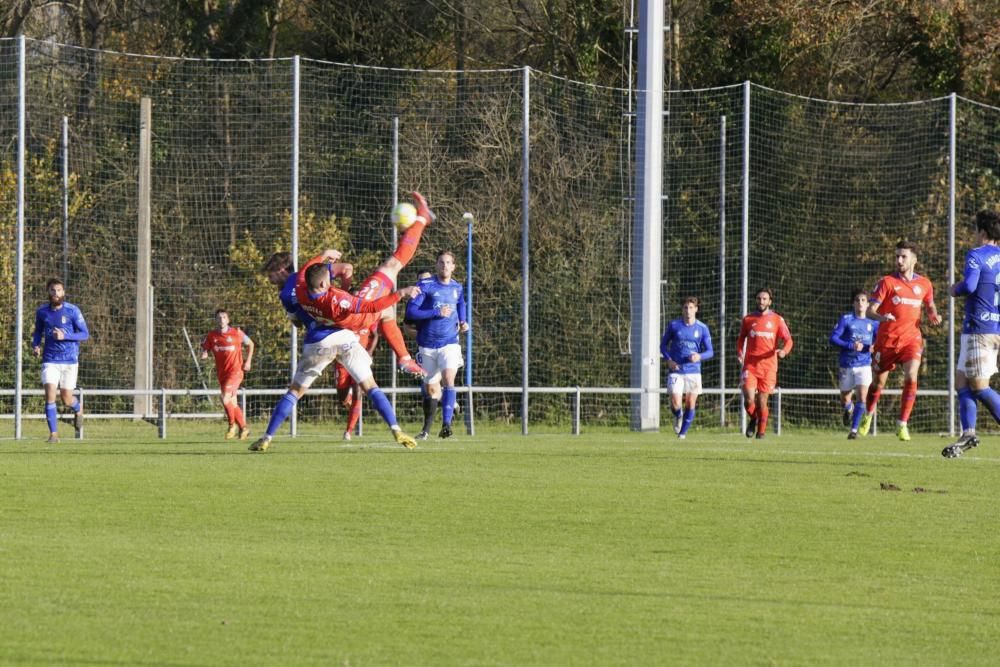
xmin=851 ymin=289 xmax=868 ymax=315
xmin=681 ymin=296 xmax=699 ymax=321
xmin=305 ymin=263 xmax=330 ymax=292
xmin=895 ymin=240 xmax=918 ymax=273
xmin=436 ymin=251 xmax=456 ymax=280
xmin=215 ymin=308 xmax=230 ymax=328
xmin=975 ymin=209 xmax=1000 ymax=241
xmin=755 ymin=287 xmax=773 ymax=312
xmin=417 ymin=270 xmax=433 ymax=281
xmin=46 ymin=278 xmax=65 ymax=306
xmin=262 ymin=252 xmax=293 ymax=286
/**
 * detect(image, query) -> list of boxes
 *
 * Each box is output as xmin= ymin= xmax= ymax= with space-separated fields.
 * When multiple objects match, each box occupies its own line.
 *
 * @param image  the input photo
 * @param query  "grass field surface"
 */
xmin=2 ymin=423 xmax=998 ymax=665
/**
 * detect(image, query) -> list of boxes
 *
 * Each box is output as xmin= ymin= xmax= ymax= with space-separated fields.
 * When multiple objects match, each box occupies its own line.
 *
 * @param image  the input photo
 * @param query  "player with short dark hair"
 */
xmin=829 ymin=290 xmax=878 ymax=439
xmin=405 ymin=250 xmax=469 ymax=439
xmin=857 ymin=240 xmax=941 ymax=441
xmin=944 ymin=209 xmax=1000 ymax=458
xmin=201 ymin=308 xmax=254 ymax=441
xmin=660 ymin=296 xmax=714 ymax=439
xmin=31 ymin=278 xmax=89 ymax=443
xmin=736 ymin=288 xmax=793 ymax=439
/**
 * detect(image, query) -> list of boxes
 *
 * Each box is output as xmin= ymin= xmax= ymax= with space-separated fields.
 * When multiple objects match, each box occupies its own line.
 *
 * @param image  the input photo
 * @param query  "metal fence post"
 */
xmin=521 ymin=65 xmax=531 ymax=436
xmin=14 ymin=35 xmax=26 ymax=440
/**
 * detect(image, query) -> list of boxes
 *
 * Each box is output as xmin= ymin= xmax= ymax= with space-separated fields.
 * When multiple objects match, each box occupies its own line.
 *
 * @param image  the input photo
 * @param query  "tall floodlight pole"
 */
xmin=630 ymin=0 xmax=664 ymax=431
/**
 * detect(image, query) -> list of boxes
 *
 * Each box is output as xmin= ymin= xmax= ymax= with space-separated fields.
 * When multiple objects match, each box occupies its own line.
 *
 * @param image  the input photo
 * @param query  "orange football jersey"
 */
xmin=870 ymin=272 xmax=934 ymax=345
xmin=737 ymin=311 xmax=794 ymax=367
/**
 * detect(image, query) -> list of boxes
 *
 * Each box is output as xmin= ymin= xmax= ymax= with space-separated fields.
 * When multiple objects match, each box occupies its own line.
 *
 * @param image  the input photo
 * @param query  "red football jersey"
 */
xmin=202 ymin=327 xmax=247 ymax=379
xmin=336 ymin=271 xmax=394 ymax=336
xmin=295 ymin=256 xmax=400 ymax=327
xmin=737 ymin=310 xmax=794 ymax=366
xmin=870 ymin=272 xmax=934 ymax=344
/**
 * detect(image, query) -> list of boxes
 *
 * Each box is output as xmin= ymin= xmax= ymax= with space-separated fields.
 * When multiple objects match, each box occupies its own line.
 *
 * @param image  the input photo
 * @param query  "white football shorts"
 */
xmin=958 ymin=333 xmax=1000 ymax=381
xmin=417 ymin=343 xmax=464 ymax=385
xmin=838 ymin=365 xmax=873 ymax=392
xmin=667 ymin=372 xmax=702 ymax=397
xmin=41 ymin=362 xmax=79 ymax=390
xmin=293 ymin=329 xmax=373 ymax=388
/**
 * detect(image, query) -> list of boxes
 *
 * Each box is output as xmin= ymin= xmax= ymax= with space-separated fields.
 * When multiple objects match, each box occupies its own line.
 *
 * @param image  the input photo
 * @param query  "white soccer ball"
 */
xmin=391 ymin=202 xmax=418 ymax=231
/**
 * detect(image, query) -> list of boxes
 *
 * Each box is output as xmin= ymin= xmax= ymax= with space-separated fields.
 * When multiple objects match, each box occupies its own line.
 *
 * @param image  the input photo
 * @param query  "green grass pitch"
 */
xmin=2 ymin=424 xmax=999 ymax=665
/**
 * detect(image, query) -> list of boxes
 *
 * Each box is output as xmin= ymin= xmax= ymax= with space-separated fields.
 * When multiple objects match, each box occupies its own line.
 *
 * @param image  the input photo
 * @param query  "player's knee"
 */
xmin=379 ymin=259 xmax=402 ymax=278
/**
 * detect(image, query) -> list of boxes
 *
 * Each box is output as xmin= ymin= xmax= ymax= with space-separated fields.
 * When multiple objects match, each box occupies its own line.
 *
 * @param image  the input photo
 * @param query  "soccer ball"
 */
xmin=391 ymin=202 xmax=418 ymax=231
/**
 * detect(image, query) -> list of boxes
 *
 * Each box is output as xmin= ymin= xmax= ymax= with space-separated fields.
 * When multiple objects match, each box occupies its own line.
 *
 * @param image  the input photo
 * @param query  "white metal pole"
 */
xmin=719 ymin=115 xmax=727 ymax=427
xmin=948 ymin=93 xmax=957 ymax=436
xmin=741 ymin=82 xmax=750 ymax=318
xmin=14 ymin=35 xmax=26 ymax=439
xmin=740 ymin=81 xmax=751 ymax=434
xmin=630 ymin=0 xmax=665 ymax=431
xmin=290 ymin=55 xmax=300 ymax=437
xmin=521 ymin=65 xmax=531 ymax=436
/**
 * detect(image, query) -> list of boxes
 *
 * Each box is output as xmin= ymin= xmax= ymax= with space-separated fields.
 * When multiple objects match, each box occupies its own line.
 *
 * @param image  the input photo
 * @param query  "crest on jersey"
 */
xmin=913 ymin=285 xmax=922 ymax=296
xmin=766 ymin=321 xmax=773 ymax=329
xmin=339 ymin=299 xmax=351 ymax=309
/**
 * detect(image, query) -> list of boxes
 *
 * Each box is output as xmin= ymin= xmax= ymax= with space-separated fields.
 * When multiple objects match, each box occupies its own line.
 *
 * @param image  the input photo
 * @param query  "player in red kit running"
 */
xmin=201 ymin=308 xmax=255 ymax=440
xmin=857 ymin=240 xmax=941 ymax=441
xmin=736 ymin=288 xmax=794 ymax=439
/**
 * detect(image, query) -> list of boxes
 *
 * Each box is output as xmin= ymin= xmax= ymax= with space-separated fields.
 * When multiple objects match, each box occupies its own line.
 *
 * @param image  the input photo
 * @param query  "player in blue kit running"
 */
xmin=404 ymin=250 xmax=469 ymax=439
xmin=660 ymin=296 xmax=714 ymax=439
xmin=31 ymin=278 xmax=89 ymax=443
xmin=944 ymin=209 xmax=1000 ymax=458
xmin=829 ymin=290 xmax=879 ymax=439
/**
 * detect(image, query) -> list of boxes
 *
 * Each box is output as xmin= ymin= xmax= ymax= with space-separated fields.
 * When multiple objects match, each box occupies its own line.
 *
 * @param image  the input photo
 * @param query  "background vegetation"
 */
xmin=1 ymin=2 xmax=997 ymax=430
xmin=3 ymin=0 xmax=997 ymax=104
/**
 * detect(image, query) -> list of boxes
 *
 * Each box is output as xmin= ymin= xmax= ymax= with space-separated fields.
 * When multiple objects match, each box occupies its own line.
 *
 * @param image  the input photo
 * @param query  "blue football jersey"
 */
xmin=32 ymin=302 xmax=89 ymax=364
xmin=404 ymin=277 xmax=466 ymax=348
xmin=829 ymin=313 xmax=878 ymax=368
xmin=954 ymin=244 xmax=1000 ymax=334
xmin=659 ymin=318 xmax=714 ymax=375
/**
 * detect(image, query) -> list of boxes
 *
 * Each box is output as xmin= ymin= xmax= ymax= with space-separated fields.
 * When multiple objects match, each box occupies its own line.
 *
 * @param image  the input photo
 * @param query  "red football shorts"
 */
xmin=872 ymin=338 xmax=923 ymax=373
xmin=218 ymin=371 xmax=244 ymax=396
xmin=741 ymin=364 xmax=776 ymax=395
